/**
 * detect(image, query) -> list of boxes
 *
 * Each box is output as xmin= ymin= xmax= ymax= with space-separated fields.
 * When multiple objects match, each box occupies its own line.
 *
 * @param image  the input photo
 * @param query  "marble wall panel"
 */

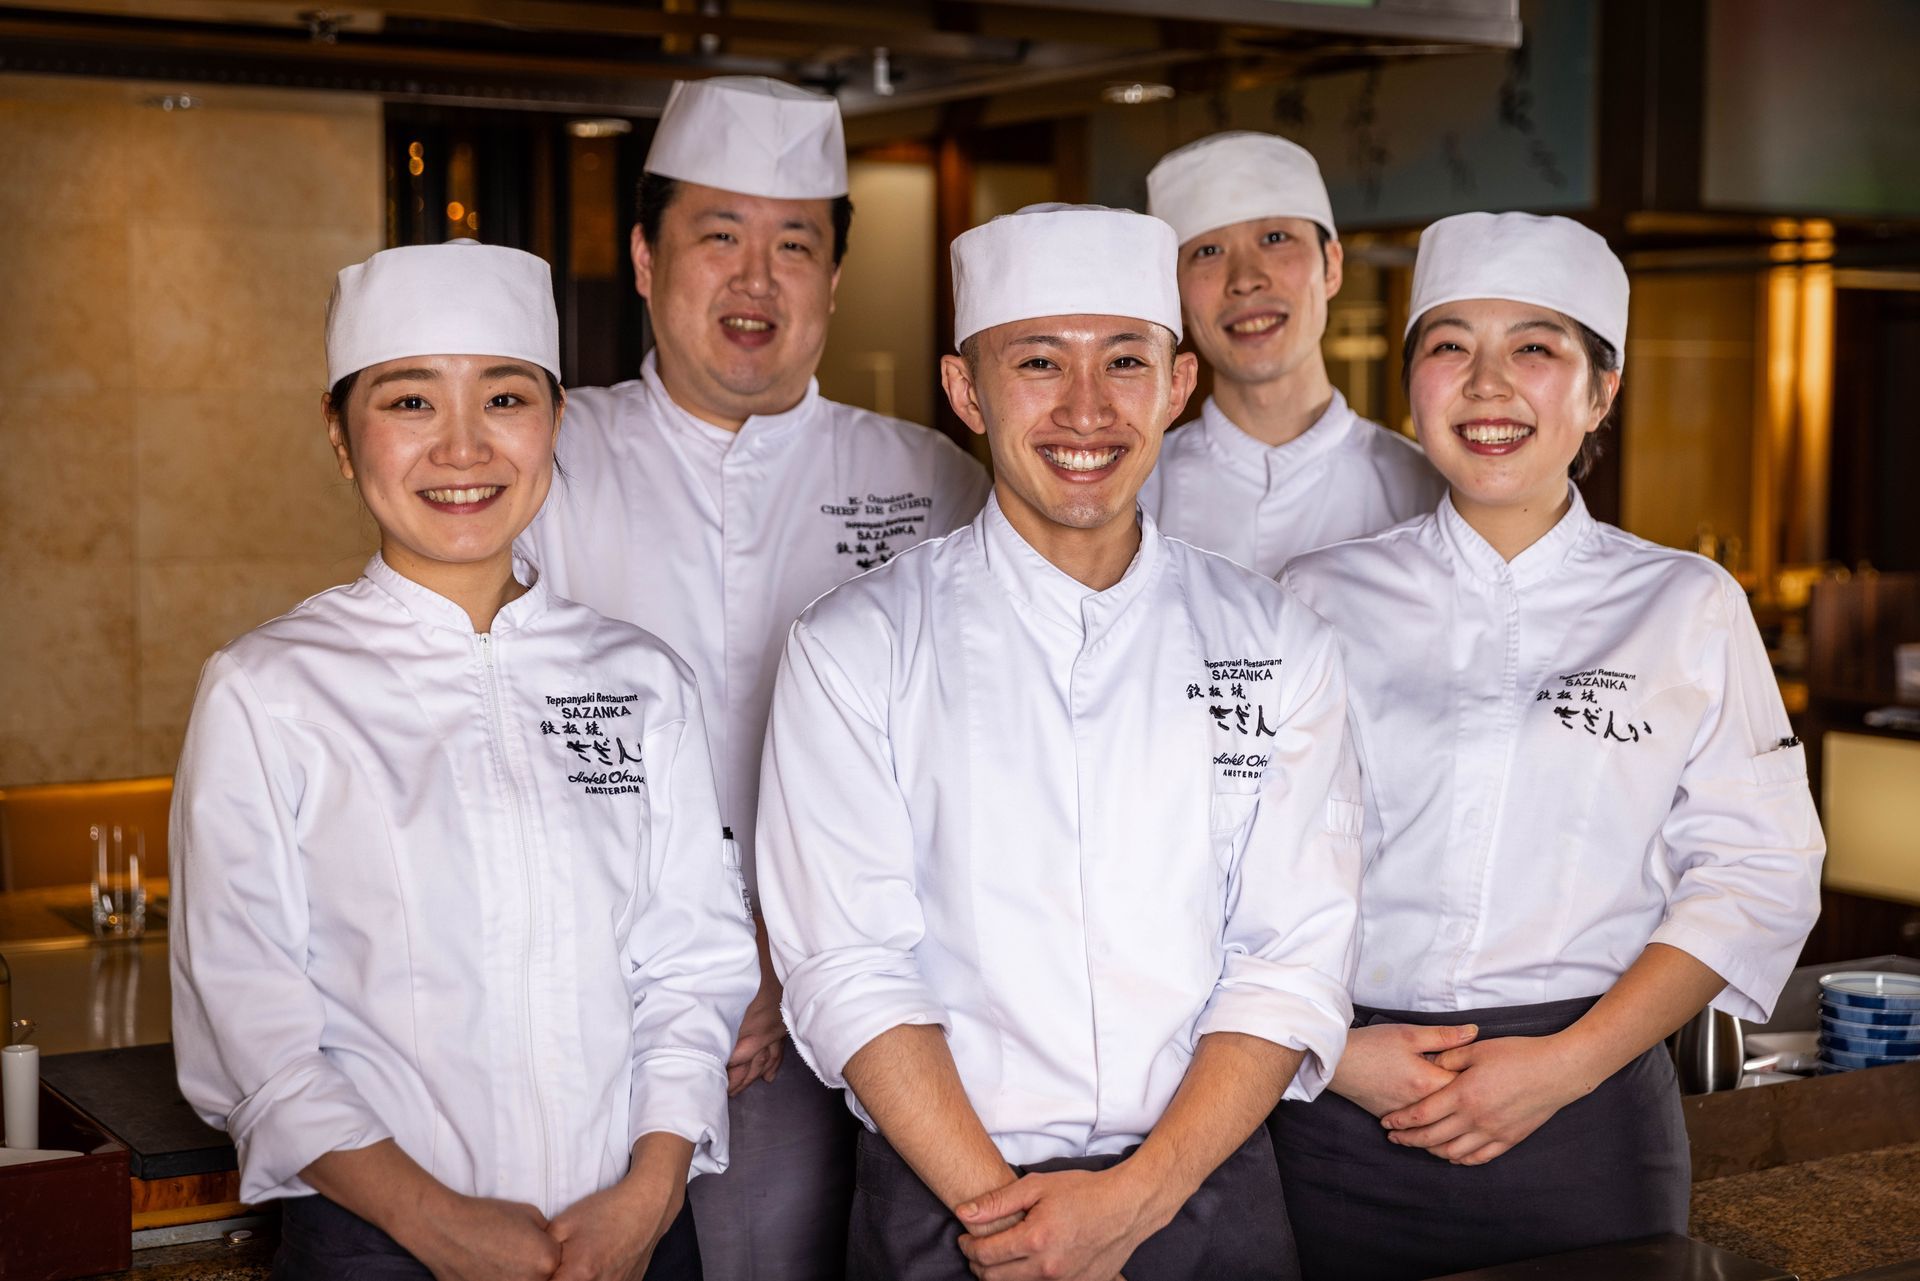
xmin=0 ymin=97 xmax=131 ymax=227
xmin=0 ymin=559 xmax=136 ymax=748
xmin=122 ymin=93 xmax=382 ymax=231
xmin=0 ymin=75 xmax=384 ymax=786
xmin=0 ymin=222 xmax=133 ymax=394
xmin=127 ymin=223 xmax=378 ymax=394
xmin=0 ymin=390 xmax=137 ymax=562
xmin=135 ymin=390 xmax=371 ymax=562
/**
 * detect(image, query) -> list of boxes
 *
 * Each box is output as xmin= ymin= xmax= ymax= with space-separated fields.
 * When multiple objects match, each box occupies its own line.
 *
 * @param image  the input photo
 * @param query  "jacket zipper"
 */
xmin=478 ymin=632 xmax=554 ymax=1210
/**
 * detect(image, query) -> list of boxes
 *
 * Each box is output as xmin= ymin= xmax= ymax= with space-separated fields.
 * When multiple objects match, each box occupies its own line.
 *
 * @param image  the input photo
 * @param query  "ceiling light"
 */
xmin=143 ymin=93 xmax=203 ymax=111
xmin=567 ymin=118 xmax=634 ymax=139
xmin=1102 ymin=82 xmax=1174 ymax=106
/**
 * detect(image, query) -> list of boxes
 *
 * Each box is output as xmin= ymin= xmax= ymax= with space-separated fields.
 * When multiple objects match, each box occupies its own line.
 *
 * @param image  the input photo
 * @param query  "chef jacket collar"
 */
xmin=640 ymin=349 xmax=822 ymax=458
xmin=363 ymin=550 xmax=552 ymax=635
xmin=1197 ymin=390 xmax=1357 ymax=490
xmin=977 ymin=491 xmax=1164 ymax=635
xmin=1435 ymin=481 xmax=1595 ymax=590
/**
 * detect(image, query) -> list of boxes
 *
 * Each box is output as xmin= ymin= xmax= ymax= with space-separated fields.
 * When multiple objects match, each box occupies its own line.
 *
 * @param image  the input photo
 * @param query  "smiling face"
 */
xmin=633 ymin=181 xmax=839 ymax=428
xmin=1407 ymin=297 xmax=1619 ymax=519
xmin=1176 ymin=215 xmax=1341 ymax=389
xmin=326 ymin=354 xmax=562 ymax=581
xmin=942 ymin=314 xmax=1196 ymax=545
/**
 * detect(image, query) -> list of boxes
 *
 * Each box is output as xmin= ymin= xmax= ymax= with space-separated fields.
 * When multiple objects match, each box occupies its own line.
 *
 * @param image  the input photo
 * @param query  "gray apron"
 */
xmin=686 ymin=1035 xmax=858 ymax=1281
xmin=847 ymin=1124 xmax=1299 ymax=1280
xmin=1269 ymin=995 xmax=1689 ymax=1281
xmin=273 ymin=1190 xmax=701 ymax=1280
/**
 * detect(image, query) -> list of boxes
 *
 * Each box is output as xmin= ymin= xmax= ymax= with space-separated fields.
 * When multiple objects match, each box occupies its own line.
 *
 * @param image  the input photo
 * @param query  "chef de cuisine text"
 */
xmin=824 ymin=491 xmax=934 ymax=570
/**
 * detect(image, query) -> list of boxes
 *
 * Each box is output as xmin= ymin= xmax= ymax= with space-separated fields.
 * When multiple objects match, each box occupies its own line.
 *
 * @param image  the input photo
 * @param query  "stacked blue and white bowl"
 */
xmin=1818 ymin=971 xmax=1920 ymax=1072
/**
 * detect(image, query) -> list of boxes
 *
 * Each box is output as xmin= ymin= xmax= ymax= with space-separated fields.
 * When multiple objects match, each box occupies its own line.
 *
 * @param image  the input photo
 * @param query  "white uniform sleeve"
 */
xmin=755 ymin=620 xmax=951 ymax=1089
xmin=169 ymin=651 xmax=393 ymax=1202
xmin=627 ymin=693 xmax=760 ymax=1175
xmin=1648 ymin=577 xmax=1824 ymax=1022
xmin=1195 ymin=625 xmax=1364 ymax=1102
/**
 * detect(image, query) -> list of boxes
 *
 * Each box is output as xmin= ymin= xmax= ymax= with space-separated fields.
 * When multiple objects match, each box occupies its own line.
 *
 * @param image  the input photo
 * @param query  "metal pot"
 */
xmin=1668 ymin=1007 xmax=1745 ymax=1094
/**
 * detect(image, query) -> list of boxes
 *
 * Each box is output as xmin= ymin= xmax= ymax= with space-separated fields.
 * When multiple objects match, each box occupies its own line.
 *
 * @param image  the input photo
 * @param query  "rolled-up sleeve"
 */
xmin=169 ymin=652 xmax=391 ymax=1203
xmin=626 ymin=681 xmax=759 ymax=1176
xmin=1649 ymin=578 xmax=1824 ymax=1022
xmin=1195 ymin=625 xmax=1364 ymax=1101
xmin=755 ymin=621 xmax=950 ymax=1090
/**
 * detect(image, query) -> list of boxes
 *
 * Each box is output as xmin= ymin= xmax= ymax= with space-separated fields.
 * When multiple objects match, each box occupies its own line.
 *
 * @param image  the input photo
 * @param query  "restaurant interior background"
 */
xmin=1 ymin=1 xmax=1918 ymax=991
xmin=1 ymin=1 xmax=1919 ymax=1274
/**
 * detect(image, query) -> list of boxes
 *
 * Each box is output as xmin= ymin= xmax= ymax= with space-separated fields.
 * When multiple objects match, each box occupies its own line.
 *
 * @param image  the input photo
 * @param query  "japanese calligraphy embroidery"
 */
xmin=1533 ymin=666 xmax=1655 ymax=744
xmin=541 ymin=691 xmax=647 ymax=794
xmin=821 ymin=490 xmax=933 ymax=570
xmin=1193 ymin=656 xmax=1284 ymax=780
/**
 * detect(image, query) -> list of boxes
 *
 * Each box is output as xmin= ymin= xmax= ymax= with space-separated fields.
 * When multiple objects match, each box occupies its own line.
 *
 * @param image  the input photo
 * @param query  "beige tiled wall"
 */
xmin=0 ymin=76 xmax=381 ymax=786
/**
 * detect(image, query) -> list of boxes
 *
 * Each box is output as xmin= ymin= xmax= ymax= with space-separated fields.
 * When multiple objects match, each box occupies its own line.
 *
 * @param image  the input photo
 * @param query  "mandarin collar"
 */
xmin=639 ymin=348 xmax=821 ymax=458
xmin=976 ymin=492 xmax=1163 ymax=636
xmin=1199 ymin=389 xmax=1358 ymax=489
xmin=363 ymin=551 xmax=551 ymax=635
xmin=1435 ymin=482 xmax=1596 ymax=590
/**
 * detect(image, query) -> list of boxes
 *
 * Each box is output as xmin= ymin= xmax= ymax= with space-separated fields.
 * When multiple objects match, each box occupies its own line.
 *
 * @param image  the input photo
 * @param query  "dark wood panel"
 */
xmin=1801 ymin=888 xmax=1920 ymax=969
xmin=1684 ymin=1060 xmax=1920 ymax=1182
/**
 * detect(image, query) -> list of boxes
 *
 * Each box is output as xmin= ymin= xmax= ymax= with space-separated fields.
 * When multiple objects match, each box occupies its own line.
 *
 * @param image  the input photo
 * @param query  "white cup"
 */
xmin=2 ymin=1043 xmax=38 ymax=1149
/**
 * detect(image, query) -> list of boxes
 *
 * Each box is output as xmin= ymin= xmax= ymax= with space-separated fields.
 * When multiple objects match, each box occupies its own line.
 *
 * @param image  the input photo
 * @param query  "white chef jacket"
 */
xmin=520 ymin=352 xmax=990 ymax=899
xmin=170 ymin=554 xmax=759 ymax=1215
xmin=1139 ymin=391 xmax=1445 ymax=576
xmin=1281 ymin=487 xmax=1824 ymax=1023
xmin=757 ymin=497 xmax=1364 ymax=1165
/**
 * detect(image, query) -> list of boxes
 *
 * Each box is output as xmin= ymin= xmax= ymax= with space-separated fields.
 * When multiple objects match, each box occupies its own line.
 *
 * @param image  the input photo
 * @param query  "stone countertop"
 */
xmin=123 ymin=1234 xmax=273 ymax=1278
xmin=104 ymin=1149 xmax=1920 ymax=1281
xmin=1690 ymin=1142 xmax=1920 ymax=1281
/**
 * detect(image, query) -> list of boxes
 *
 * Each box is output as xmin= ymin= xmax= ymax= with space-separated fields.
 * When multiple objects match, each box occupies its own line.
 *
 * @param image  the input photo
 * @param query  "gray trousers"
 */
xmin=1269 ymin=995 xmax=1690 ymax=1281
xmin=686 ymin=1036 xmax=858 ymax=1281
xmin=847 ymin=1125 xmax=1300 ymax=1281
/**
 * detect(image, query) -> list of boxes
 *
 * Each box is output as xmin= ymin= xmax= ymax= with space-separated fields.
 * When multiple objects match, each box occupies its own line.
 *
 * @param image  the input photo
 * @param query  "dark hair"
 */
xmin=326 ymin=366 xmax=567 ymax=478
xmin=1400 ymin=314 xmax=1620 ymax=481
xmin=635 ymin=171 xmax=853 ymax=267
xmin=1314 ymin=223 xmax=1332 ymax=266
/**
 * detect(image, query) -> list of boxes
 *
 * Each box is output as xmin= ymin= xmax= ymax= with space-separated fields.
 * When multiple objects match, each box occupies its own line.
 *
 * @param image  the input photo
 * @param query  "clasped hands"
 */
xmin=951 ymin=1159 xmax=1173 ymax=1281
xmin=1332 ymin=1022 xmax=1600 ymax=1166
xmin=413 ymin=1141 xmax=688 ymax=1281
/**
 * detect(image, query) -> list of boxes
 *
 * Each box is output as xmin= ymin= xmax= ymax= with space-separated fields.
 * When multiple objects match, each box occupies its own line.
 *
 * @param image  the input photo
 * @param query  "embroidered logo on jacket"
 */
xmin=1533 ymin=667 xmax=1655 ymax=744
xmin=540 ymin=691 xmax=646 ymax=794
xmin=821 ymin=491 xmax=933 ymax=570
xmin=1191 ymin=657 xmax=1284 ymax=779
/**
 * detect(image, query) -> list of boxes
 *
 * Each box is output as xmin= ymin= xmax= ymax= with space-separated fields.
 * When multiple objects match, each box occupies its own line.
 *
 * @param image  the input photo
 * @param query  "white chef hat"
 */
xmin=951 ymin=204 xmax=1182 ymax=349
xmin=644 ymin=75 xmax=847 ymax=199
xmin=1146 ymin=131 xmax=1337 ymax=247
xmin=325 ymin=240 xmax=560 ymax=386
xmin=1406 ymin=212 xmax=1629 ymax=366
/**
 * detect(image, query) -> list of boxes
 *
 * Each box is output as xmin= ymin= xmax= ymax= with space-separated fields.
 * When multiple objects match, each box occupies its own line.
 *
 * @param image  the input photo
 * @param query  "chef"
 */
xmin=1272 ymin=212 xmax=1825 ymax=1280
xmin=518 ymin=75 xmax=990 ymax=1278
xmin=1139 ymin=132 xmax=1442 ymax=573
xmin=756 ymin=204 xmax=1364 ymax=1281
xmin=171 ymin=240 xmax=759 ymax=1280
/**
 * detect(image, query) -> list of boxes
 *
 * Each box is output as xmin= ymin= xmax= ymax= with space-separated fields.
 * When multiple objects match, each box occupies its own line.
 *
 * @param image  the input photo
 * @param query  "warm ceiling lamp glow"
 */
xmin=568 ymin=118 xmax=634 ymax=138
xmin=1101 ymin=82 xmax=1174 ymax=106
xmin=446 ymin=201 xmax=465 ymax=221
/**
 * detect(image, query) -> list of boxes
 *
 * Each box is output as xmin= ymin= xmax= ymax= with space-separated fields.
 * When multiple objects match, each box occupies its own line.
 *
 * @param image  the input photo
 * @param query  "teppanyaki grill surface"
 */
xmin=40 ymin=1042 xmax=234 ymax=1180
